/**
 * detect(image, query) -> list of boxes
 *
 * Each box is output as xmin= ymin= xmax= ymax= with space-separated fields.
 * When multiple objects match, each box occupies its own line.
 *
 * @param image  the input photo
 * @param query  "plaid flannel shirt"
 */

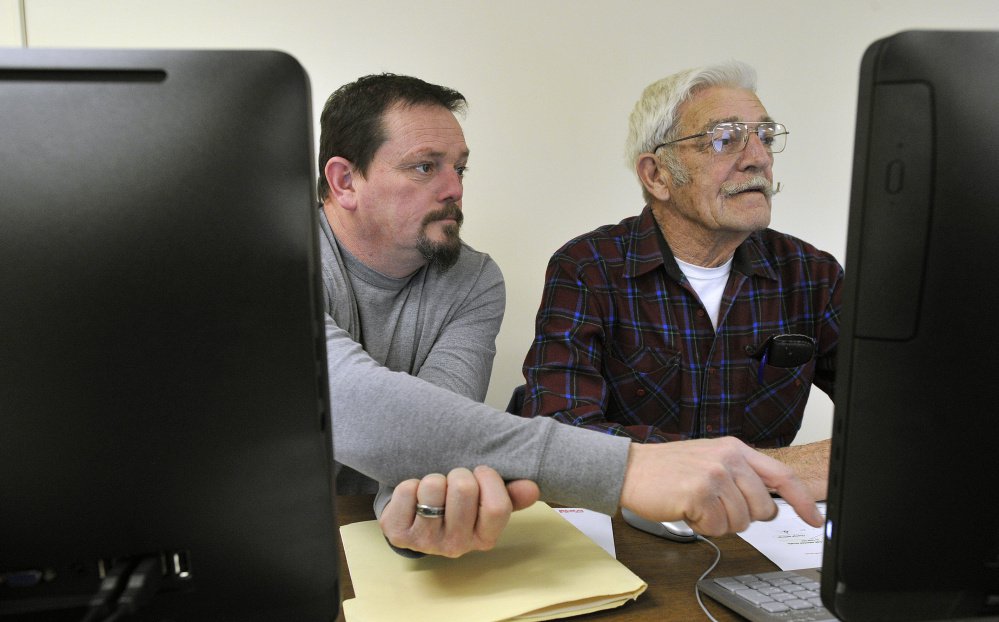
xmin=521 ymin=205 xmax=842 ymax=447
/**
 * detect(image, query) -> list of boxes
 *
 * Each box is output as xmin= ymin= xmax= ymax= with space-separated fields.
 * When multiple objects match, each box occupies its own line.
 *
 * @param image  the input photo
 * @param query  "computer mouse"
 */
xmin=621 ymin=508 xmax=698 ymax=543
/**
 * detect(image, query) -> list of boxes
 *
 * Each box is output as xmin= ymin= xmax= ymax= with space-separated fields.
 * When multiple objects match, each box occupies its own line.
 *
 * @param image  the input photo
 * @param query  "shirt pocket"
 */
xmin=738 ymin=359 xmax=814 ymax=446
xmin=604 ymin=344 xmax=682 ymax=428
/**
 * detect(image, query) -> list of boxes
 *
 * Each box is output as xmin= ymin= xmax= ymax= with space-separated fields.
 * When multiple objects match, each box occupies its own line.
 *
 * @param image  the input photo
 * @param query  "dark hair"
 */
xmin=316 ymin=73 xmax=467 ymax=201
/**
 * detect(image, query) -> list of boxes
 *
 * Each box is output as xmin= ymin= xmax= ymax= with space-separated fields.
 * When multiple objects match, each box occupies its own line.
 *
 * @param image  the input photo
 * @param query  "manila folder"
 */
xmin=340 ymin=501 xmax=647 ymax=621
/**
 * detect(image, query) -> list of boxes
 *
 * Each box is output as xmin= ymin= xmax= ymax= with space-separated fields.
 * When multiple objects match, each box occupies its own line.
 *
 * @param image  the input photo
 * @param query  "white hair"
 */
xmin=625 ymin=60 xmax=758 ymax=201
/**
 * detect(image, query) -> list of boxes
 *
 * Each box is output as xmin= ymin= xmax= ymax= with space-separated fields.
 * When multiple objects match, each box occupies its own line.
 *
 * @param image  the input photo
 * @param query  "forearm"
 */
xmin=326 ymin=317 xmax=631 ymax=514
xmin=757 ymin=439 xmax=830 ymax=501
xmin=328 ymin=325 xmax=528 ymax=483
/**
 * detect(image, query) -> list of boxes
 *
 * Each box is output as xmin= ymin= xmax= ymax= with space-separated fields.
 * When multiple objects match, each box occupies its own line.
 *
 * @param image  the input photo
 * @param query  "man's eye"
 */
xmin=456 ymin=166 xmax=468 ymax=178
xmin=414 ymin=163 xmax=434 ymax=174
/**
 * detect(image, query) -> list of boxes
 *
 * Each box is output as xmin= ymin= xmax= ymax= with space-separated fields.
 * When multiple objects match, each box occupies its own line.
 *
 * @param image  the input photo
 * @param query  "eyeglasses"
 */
xmin=652 ymin=121 xmax=789 ymax=155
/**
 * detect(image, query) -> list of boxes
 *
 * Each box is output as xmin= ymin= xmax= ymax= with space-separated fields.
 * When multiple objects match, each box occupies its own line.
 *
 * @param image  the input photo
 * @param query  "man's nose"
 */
xmin=439 ymin=168 xmax=463 ymax=203
xmin=739 ymin=133 xmax=774 ymax=170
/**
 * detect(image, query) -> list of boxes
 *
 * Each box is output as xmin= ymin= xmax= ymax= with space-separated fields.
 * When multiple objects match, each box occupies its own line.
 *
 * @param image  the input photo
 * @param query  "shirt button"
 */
xmin=696 ymin=309 xmax=706 ymax=317
xmin=636 ymin=388 xmax=647 ymax=397
xmin=707 ymin=367 xmax=717 ymax=375
xmin=706 ymin=425 xmax=714 ymax=433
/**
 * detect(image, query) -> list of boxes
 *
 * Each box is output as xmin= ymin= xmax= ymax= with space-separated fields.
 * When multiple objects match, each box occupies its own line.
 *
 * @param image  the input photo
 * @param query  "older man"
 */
xmin=521 ymin=61 xmax=839 ymax=500
xmin=321 ymin=73 xmax=823 ymax=558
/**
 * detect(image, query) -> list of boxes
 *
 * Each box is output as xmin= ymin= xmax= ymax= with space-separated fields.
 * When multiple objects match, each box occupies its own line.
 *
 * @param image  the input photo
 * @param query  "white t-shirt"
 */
xmin=675 ymin=256 xmax=733 ymax=330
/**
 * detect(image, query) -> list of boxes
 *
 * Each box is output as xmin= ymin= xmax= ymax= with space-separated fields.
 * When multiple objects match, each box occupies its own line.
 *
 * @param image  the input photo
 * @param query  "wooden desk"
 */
xmin=334 ymin=495 xmax=780 ymax=621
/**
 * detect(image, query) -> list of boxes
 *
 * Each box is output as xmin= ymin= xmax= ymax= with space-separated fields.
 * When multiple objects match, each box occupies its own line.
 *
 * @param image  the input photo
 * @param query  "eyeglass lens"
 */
xmin=711 ymin=123 xmax=786 ymax=154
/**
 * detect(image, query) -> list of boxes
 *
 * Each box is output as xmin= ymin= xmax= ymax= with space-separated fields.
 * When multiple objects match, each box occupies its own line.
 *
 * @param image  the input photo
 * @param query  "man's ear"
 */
xmin=636 ymin=153 xmax=671 ymax=202
xmin=324 ymin=156 xmax=359 ymax=210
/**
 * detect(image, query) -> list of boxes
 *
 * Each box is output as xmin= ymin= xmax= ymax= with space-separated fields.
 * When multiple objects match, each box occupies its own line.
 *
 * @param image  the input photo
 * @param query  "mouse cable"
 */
xmin=693 ymin=535 xmax=722 ymax=622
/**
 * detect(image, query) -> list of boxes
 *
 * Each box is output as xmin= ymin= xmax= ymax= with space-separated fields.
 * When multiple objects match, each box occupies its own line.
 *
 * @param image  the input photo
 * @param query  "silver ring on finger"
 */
xmin=415 ymin=503 xmax=446 ymax=518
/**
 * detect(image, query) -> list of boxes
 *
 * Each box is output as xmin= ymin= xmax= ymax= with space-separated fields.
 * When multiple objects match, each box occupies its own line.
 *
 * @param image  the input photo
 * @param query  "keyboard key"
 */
xmin=713 ymin=577 xmax=744 ymax=592
xmin=761 ymin=601 xmax=791 ymax=613
xmin=735 ymin=589 xmax=775 ymax=606
xmin=757 ymin=571 xmax=791 ymax=581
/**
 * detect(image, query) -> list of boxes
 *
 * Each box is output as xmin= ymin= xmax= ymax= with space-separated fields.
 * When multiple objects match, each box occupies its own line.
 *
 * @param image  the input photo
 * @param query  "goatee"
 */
xmin=417 ymin=202 xmax=464 ymax=274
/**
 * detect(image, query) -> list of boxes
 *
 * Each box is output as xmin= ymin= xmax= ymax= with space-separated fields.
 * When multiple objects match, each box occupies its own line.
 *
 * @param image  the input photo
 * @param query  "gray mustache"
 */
xmin=722 ymin=176 xmax=777 ymax=198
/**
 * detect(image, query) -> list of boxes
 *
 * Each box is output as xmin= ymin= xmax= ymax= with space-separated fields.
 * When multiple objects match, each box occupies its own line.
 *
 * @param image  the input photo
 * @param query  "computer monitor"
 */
xmin=822 ymin=30 xmax=999 ymax=621
xmin=0 ymin=49 xmax=339 ymax=620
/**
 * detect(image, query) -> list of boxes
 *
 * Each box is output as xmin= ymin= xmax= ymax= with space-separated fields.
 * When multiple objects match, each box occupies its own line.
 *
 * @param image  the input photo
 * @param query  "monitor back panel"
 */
xmin=0 ymin=49 xmax=338 ymax=620
xmin=823 ymin=30 xmax=999 ymax=621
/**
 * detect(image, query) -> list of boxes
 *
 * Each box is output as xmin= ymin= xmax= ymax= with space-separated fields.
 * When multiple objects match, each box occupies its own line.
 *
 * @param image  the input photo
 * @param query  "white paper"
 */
xmin=552 ymin=507 xmax=616 ymax=558
xmin=736 ymin=499 xmax=826 ymax=570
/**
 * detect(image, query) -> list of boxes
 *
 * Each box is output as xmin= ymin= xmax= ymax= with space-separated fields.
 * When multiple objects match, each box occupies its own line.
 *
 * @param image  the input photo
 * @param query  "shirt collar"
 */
xmin=623 ymin=205 xmax=676 ymax=280
xmin=628 ymin=204 xmax=777 ymax=282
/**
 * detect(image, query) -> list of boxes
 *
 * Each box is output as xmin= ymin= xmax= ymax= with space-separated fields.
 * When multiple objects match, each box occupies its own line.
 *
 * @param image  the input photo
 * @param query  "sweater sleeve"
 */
xmin=326 ymin=316 xmax=630 ymax=515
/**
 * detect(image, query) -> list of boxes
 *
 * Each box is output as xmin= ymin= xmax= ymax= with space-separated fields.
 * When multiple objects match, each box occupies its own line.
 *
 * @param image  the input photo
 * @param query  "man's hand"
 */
xmin=757 ymin=439 xmax=830 ymax=501
xmin=619 ymin=437 xmax=823 ymax=536
xmin=379 ymin=466 xmax=540 ymax=558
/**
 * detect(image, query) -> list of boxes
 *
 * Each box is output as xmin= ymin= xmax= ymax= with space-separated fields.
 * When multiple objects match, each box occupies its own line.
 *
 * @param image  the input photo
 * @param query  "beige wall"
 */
xmin=0 ymin=0 xmax=22 ymax=45
xmin=7 ymin=1 xmax=999 ymax=444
